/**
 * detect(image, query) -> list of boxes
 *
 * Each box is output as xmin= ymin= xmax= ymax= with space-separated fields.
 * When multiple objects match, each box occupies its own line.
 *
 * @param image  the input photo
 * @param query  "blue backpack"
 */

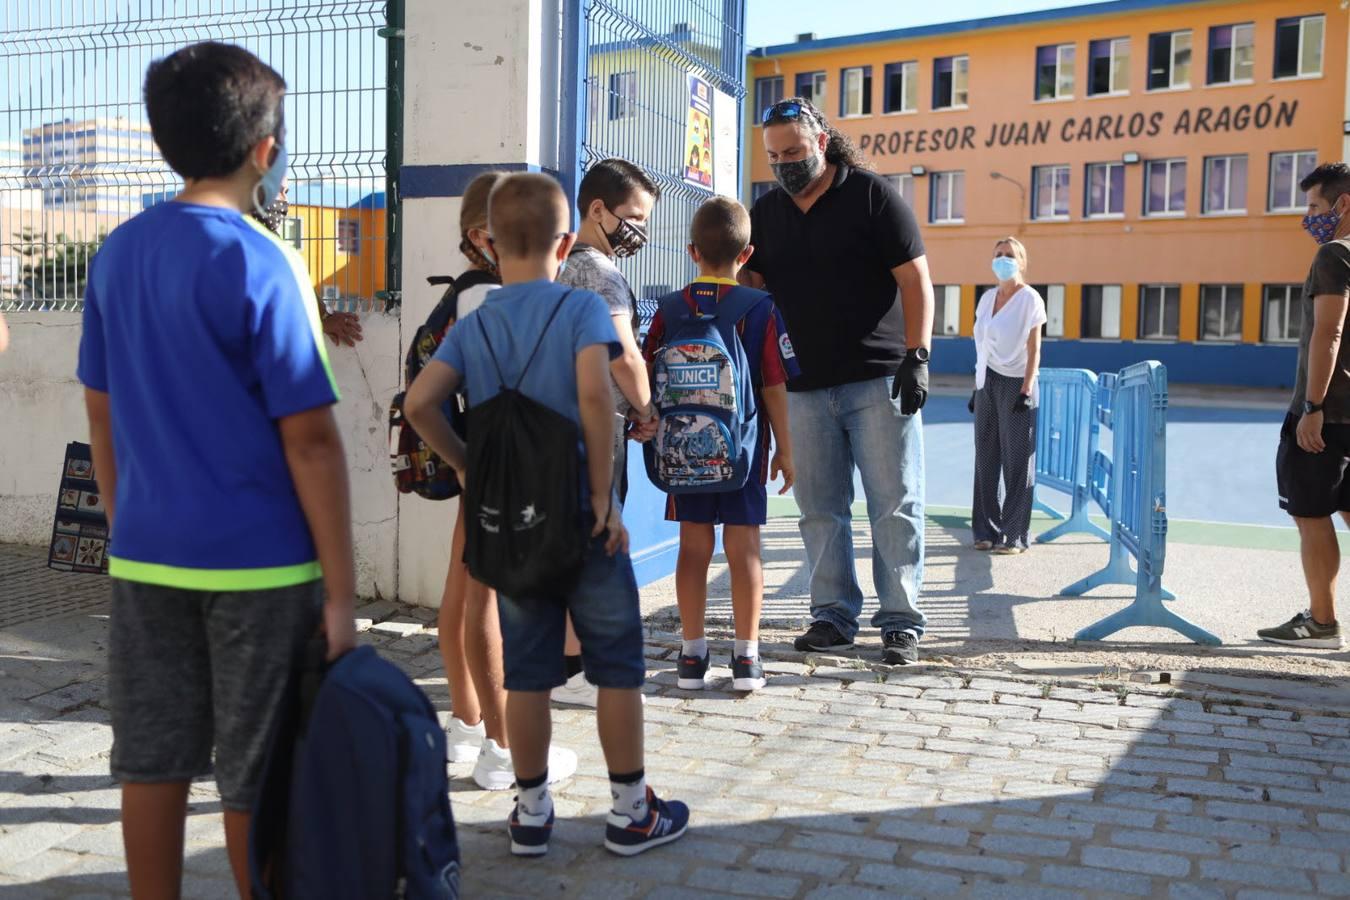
xmin=250 ymin=645 xmax=460 ymax=899
xmin=644 ymin=284 xmax=760 ymax=494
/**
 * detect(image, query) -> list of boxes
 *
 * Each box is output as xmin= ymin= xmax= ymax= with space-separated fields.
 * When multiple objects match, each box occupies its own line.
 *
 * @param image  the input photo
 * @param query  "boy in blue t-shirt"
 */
xmin=642 ymin=197 xmax=799 ymax=693
xmin=405 ymin=173 xmax=689 ymax=858
xmin=76 ymin=43 xmax=356 ymax=896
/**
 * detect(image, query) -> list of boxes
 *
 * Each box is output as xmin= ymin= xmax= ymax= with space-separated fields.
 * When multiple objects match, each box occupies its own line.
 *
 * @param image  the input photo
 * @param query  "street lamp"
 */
xmin=990 ymin=170 xmax=1027 ymax=223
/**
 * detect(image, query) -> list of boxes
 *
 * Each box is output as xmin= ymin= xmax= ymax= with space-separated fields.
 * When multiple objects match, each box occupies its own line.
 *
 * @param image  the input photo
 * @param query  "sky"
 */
xmin=746 ymin=0 xmax=1118 ymax=49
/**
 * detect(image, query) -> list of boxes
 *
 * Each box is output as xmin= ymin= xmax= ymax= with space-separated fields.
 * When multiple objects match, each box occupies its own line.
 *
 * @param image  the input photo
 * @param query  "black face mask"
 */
xmin=770 ymin=153 xmax=824 ymax=196
xmin=253 ymin=197 xmax=289 ymax=235
xmin=604 ymin=209 xmax=648 ymax=258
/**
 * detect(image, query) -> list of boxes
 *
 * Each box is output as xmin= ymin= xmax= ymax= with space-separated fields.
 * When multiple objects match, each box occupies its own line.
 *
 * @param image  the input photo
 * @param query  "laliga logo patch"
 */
xmin=668 ymin=362 xmax=720 ymax=387
xmin=778 ymin=332 xmax=796 ymax=359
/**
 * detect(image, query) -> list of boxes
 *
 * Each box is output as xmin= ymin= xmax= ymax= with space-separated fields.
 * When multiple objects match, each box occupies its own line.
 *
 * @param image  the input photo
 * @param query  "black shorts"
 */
xmin=1276 ymin=412 xmax=1350 ymax=518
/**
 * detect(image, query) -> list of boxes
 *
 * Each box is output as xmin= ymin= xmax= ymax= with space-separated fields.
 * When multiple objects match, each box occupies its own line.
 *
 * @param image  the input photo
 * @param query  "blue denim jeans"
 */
xmin=788 ymin=376 xmax=926 ymax=641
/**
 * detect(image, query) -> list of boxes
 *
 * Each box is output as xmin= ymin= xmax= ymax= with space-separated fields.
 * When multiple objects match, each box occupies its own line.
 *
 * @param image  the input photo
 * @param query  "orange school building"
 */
xmin=745 ymin=0 xmax=1347 ymax=387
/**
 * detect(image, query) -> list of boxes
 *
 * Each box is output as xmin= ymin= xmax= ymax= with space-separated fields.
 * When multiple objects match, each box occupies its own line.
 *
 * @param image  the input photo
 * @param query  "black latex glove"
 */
xmin=891 ymin=352 xmax=929 ymax=415
xmin=967 ymin=391 xmax=976 ymax=415
xmin=1014 ymin=393 xmax=1032 ymax=413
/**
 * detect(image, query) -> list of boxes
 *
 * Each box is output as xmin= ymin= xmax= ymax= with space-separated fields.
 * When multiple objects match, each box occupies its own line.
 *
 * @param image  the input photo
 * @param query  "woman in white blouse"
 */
xmin=971 ymin=237 xmax=1047 ymax=554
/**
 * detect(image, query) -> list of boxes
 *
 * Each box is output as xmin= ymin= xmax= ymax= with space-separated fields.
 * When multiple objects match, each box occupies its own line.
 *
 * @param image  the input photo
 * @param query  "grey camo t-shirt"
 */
xmin=558 ymin=244 xmax=638 ymax=414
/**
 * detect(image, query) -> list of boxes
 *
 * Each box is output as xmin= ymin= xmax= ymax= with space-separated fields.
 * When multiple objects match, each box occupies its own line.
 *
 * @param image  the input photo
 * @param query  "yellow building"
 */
xmin=746 ymin=0 xmax=1345 ymax=386
xmin=287 ymin=193 xmax=386 ymax=304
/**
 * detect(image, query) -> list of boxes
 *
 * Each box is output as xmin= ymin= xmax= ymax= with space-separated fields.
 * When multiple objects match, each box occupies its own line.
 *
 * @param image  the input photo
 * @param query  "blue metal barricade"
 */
xmin=1033 ymin=369 xmax=1110 ymax=543
xmin=1062 ymin=362 xmax=1219 ymax=645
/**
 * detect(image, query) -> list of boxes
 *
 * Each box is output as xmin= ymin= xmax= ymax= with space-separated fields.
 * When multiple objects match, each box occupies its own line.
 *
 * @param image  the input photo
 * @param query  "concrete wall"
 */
xmin=0 ymin=311 xmax=402 ymax=601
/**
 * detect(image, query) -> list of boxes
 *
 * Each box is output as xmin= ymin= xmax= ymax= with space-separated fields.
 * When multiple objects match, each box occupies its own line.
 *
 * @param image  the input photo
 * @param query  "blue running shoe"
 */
xmin=508 ymin=800 xmax=554 ymax=857
xmin=676 ymin=650 xmax=710 ymax=690
xmin=604 ymin=788 xmax=689 ymax=856
xmin=732 ymin=655 xmax=765 ymax=692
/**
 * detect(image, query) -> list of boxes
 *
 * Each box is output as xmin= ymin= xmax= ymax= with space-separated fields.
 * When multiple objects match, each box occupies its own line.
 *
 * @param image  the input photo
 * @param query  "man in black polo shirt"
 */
xmin=740 ymin=98 xmax=933 ymax=664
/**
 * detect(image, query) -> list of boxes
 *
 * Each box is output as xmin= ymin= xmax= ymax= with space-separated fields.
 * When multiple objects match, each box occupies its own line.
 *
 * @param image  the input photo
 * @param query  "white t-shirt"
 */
xmin=973 ymin=285 xmax=1048 ymax=391
xmin=457 ymin=281 xmax=498 ymax=319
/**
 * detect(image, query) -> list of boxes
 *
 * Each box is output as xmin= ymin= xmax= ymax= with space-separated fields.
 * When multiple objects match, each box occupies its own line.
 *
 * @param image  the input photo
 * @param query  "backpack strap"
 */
xmin=476 ymin=289 xmax=574 ymax=391
xmin=709 ymin=285 xmax=763 ymax=330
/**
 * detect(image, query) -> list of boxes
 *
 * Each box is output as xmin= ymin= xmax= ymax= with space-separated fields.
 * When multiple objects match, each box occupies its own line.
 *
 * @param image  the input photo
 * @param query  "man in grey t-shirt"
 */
xmin=1263 ymin=162 xmax=1350 ymax=650
xmin=558 ymin=159 xmax=660 ymax=506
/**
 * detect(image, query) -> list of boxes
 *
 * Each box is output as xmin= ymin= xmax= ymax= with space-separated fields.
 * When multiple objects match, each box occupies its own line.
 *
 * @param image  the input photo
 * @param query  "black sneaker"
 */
xmin=793 ymin=621 xmax=854 ymax=652
xmin=882 ymin=629 xmax=919 ymax=665
xmin=676 ymin=650 xmax=710 ymax=690
xmin=731 ymin=655 xmax=765 ymax=692
xmin=1257 ymin=611 xmax=1344 ymax=649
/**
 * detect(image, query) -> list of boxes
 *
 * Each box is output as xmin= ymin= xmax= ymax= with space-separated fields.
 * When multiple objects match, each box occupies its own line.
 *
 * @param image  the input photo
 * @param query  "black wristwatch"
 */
xmin=1304 ymin=400 xmax=1325 ymax=415
xmin=907 ymin=347 xmax=930 ymax=363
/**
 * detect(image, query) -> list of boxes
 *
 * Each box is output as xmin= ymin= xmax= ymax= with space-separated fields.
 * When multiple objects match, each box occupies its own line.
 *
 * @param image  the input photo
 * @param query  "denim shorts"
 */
xmin=495 ymin=535 xmax=646 ymax=691
xmin=107 ymin=578 xmax=322 ymax=811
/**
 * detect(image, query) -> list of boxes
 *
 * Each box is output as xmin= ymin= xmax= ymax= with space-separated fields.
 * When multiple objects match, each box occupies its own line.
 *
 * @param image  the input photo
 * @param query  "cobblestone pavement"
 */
xmin=4 ymin=546 xmax=1350 ymax=898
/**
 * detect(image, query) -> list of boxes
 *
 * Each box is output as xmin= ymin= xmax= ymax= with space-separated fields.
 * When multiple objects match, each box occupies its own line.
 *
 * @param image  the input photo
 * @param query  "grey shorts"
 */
xmin=108 ymin=578 xmax=323 ymax=810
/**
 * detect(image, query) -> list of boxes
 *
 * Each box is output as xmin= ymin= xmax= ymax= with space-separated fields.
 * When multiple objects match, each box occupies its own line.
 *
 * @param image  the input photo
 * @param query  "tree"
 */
xmin=11 ymin=228 xmax=106 ymax=303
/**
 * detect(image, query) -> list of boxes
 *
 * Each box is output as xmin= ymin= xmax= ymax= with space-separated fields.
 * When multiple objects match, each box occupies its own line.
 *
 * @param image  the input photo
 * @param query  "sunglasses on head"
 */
xmin=761 ymin=100 xmax=815 ymax=126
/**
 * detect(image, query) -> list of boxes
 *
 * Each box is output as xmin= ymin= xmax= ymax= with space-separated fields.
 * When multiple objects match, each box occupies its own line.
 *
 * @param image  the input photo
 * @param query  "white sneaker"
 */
xmin=552 ymin=671 xmax=599 ymax=708
xmin=445 ymin=716 xmax=486 ymax=765
xmin=472 ymin=739 xmax=580 ymax=792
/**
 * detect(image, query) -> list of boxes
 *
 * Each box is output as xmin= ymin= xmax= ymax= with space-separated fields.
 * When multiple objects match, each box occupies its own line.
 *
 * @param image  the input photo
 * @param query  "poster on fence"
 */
xmin=683 ymin=73 xmax=714 ymax=191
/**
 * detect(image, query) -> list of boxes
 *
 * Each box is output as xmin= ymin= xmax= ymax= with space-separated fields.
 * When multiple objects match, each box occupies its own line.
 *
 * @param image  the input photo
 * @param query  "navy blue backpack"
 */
xmin=644 ymin=284 xmax=760 ymax=494
xmin=250 ymin=644 xmax=460 ymax=899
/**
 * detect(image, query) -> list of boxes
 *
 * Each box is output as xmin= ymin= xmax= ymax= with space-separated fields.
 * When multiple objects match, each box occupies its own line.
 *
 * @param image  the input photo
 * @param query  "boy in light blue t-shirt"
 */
xmin=405 ymin=173 xmax=689 ymax=859
xmin=76 ymin=43 xmax=356 ymax=896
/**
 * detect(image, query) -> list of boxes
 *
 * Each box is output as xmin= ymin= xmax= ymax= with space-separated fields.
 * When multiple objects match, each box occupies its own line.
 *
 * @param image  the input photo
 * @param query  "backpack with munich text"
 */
xmin=643 ymin=284 xmax=759 ymax=494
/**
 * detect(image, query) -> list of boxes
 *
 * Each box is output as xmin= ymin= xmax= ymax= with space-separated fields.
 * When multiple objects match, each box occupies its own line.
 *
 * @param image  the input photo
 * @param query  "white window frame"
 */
xmin=930 ymin=171 xmax=965 ymax=224
xmin=1037 ymin=44 xmax=1075 ymax=101
xmin=1033 ymin=164 xmax=1071 ymax=220
xmin=934 ymin=55 xmax=969 ymax=110
xmin=1200 ymin=284 xmax=1244 ymax=342
xmin=1139 ymin=284 xmax=1181 ymax=341
xmin=798 ymin=71 xmax=827 ymax=109
xmin=935 ymin=285 xmax=962 ymax=336
xmin=884 ymin=173 xmax=915 ymax=207
xmin=1044 ymin=285 xmax=1066 ymax=337
xmin=1263 ymin=284 xmax=1301 ymax=344
xmin=281 ymin=216 xmax=303 ymax=250
xmin=1089 ymin=37 xmax=1131 ymax=96
xmin=1144 ymin=158 xmax=1186 ymax=217
xmin=842 ymin=67 xmax=869 ymax=118
xmin=1204 ymin=154 xmax=1247 ymax=215
xmin=883 ymin=61 xmax=918 ymax=114
xmin=1083 ymin=285 xmax=1122 ymax=339
xmin=1149 ymin=30 xmax=1192 ymax=91
xmin=1211 ymin=23 xmax=1255 ymax=85
xmin=753 ymin=76 xmax=784 ymax=124
xmin=608 ymin=71 xmax=637 ymax=121
xmin=1269 ymin=151 xmax=1317 ymax=213
xmin=1085 ymin=162 xmax=1125 ymax=218
xmin=1276 ymin=14 xmax=1326 ymax=80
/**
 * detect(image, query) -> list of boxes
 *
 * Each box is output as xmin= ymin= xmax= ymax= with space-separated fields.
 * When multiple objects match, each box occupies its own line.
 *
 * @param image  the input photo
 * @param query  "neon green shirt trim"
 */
xmin=109 ymin=556 xmax=323 ymax=591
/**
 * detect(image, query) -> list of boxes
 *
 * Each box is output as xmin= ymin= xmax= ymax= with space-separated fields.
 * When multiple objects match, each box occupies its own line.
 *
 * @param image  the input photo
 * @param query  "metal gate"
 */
xmin=564 ymin=0 xmax=747 ymax=326
xmin=0 ymin=0 xmax=397 ymax=311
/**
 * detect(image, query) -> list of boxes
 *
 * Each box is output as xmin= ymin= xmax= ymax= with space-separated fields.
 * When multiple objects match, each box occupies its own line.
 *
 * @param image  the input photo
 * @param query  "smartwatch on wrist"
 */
xmin=1304 ymin=400 xmax=1325 ymax=415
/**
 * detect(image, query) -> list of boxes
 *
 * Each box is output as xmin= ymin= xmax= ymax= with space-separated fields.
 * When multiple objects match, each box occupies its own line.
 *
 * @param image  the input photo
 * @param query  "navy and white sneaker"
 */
xmin=604 ymin=787 xmax=689 ymax=856
xmin=508 ymin=800 xmax=554 ymax=857
xmin=732 ymin=655 xmax=765 ymax=692
xmin=676 ymin=650 xmax=710 ymax=690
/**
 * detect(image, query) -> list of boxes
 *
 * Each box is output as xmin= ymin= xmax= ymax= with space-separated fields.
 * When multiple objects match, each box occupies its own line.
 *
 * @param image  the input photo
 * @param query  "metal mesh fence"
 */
xmin=0 ymin=0 xmax=390 ymax=312
xmin=580 ymin=0 xmax=745 ymax=327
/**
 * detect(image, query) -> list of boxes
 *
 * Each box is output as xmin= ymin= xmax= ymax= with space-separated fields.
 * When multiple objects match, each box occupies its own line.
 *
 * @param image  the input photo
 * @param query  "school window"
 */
xmin=1203 ymin=154 xmax=1247 ymax=214
xmin=1139 ymin=285 xmax=1181 ymax=340
xmin=883 ymin=173 xmax=915 ymax=207
xmin=1085 ymin=162 xmax=1124 ymax=217
xmin=1039 ymin=284 xmax=1066 ymax=337
xmin=608 ymin=71 xmax=637 ymax=120
xmin=1145 ymin=158 xmax=1186 ymax=216
xmin=754 ymin=76 xmax=783 ymax=120
xmin=1200 ymin=284 xmax=1244 ymax=342
xmin=933 ymin=55 xmax=969 ymax=109
xmin=1275 ymin=15 xmax=1325 ymax=79
xmin=930 ymin=171 xmax=965 ymax=224
xmin=1263 ymin=284 xmax=1302 ymax=343
xmin=750 ymin=181 xmax=776 ymax=204
xmin=337 ymin=218 xmax=360 ymax=255
xmin=1269 ymin=151 xmax=1318 ymax=213
xmin=1032 ymin=165 xmax=1071 ymax=220
xmin=1035 ymin=44 xmax=1075 ymax=100
xmin=795 ymin=71 xmax=827 ymax=109
xmin=1208 ymin=23 xmax=1255 ymax=85
xmin=1082 ymin=285 xmax=1122 ymax=339
xmin=934 ymin=285 xmax=962 ymax=336
xmin=1088 ymin=38 xmax=1130 ymax=96
xmin=840 ymin=66 xmax=873 ymax=117
xmin=281 ymin=216 xmax=303 ymax=250
xmin=1147 ymin=29 xmax=1192 ymax=90
xmin=883 ymin=61 xmax=918 ymax=114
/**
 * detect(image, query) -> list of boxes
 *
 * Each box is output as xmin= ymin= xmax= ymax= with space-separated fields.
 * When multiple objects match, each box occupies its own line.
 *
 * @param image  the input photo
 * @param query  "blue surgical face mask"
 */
xmin=252 ymin=143 xmax=287 ymax=217
xmin=991 ymin=255 xmax=1020 ymax=282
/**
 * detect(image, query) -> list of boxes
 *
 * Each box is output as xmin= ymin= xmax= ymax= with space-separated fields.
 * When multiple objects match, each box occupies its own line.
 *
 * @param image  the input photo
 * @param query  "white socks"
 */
xmin=681 ymin=637 xmax=708 ymax=659
xmin=734 ymin=639 xmax=759 ymax=660
xmin=518 ymin=777 xmax=552 ymax=818
xmin=610 ymin=772 xmax=649 ymax=822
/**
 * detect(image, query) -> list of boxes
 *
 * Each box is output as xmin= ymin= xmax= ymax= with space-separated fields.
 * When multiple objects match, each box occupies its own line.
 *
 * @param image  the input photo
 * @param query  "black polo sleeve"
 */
xmin=870 ymin=177 xmax=925 ymax=270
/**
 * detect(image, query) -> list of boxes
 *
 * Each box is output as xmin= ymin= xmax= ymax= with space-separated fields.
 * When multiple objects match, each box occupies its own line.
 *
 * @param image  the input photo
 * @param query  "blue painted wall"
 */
xmin=931 ymin=337 xmax=1298 ymax=389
